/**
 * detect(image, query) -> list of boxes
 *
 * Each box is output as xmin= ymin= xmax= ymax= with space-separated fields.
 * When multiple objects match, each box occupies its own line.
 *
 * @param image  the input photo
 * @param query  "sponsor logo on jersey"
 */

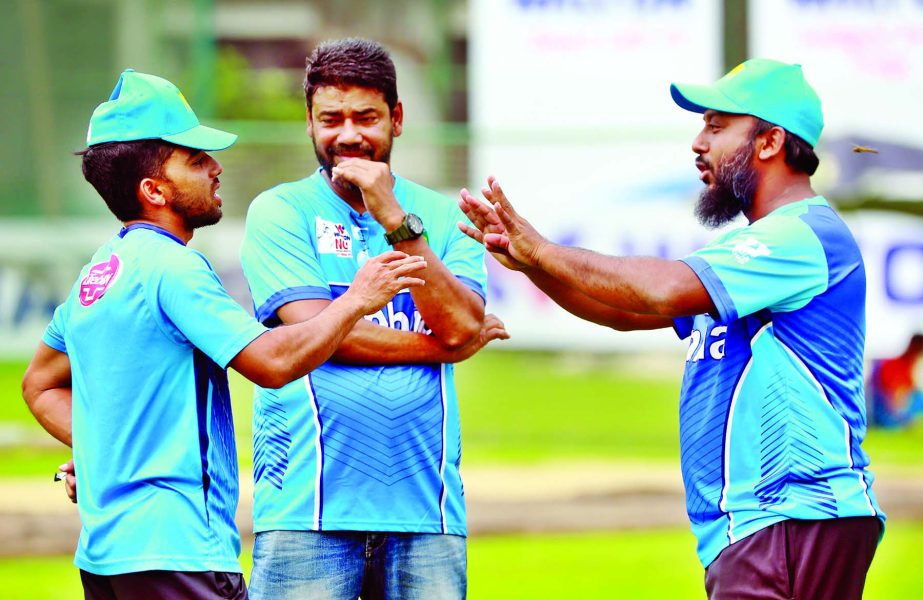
xmin=331 ymin=284 xmax=429 ymax=334
xmin=316 ymin=216 xmax=352 ymax=258
xmin=732 ymin=236 xmax=771 ymax=264
xmin=79 ymin=254 xmax=121 ymax=307
xmin=686 ymin=323 xmax=727 ymax=362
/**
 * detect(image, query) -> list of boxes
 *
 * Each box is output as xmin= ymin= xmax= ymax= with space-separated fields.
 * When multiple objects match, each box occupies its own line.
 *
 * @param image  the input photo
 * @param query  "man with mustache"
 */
xmin=21 ymin=69 xmax=426 ymax=600
xmin=459 ymin=59 xmax=884 ymax=600
xmin=240 ymin=38 xmax=507 ymax=599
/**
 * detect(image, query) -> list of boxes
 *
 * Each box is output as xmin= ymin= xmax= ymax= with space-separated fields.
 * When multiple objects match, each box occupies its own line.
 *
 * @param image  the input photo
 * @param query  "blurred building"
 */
xmin=3 ymin=0 xmax=470 ymax=219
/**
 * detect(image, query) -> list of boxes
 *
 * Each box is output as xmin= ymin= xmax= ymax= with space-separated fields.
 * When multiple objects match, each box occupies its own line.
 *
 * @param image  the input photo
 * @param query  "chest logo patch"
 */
xmin=316 ymin=216 xmax=352 ymax=258
xmin=732 ymin=236 xmax=771 ymax=264
xmin=79 ymin=254 xmax=121 ymax=307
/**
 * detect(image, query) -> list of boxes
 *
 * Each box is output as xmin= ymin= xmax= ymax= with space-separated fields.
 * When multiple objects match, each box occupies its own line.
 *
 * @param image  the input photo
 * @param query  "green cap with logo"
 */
xmin=87 ymin=69 xmax=237 ymax=150
xmin=670 ymin=58 xmax=824 ymax=148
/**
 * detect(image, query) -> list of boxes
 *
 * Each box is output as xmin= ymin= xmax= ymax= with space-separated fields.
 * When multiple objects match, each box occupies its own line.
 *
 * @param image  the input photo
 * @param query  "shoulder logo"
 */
xmin=316 ymin=216 xmax=352 ymax=257
xmin=79 ymin=254 xmax=121 ymax=306
xmin=732 ymin=236 xmax=771 ymax=264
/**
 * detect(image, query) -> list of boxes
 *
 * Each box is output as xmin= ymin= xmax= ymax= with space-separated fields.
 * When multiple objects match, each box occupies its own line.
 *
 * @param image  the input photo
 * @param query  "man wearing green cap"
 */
xmin=458 ymin=58 xmax=884 ymax=599
xmin=21 ymin=69 xmax=426 ymax=600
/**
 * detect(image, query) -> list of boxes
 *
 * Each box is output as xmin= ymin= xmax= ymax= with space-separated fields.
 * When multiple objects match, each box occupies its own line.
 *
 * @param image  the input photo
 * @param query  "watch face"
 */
xmin=406 ymin=213 xmax=424 ymax=235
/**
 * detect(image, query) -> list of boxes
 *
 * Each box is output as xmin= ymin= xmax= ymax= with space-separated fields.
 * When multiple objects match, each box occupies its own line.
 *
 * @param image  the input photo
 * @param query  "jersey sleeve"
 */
xmin=436 ymin=201 xmax=487 ymax=302
xmin=680 ymin=216 xmax=829 ymax=322
xmin=241 ymin=191 xmax=331 ymax=325
xmin=153 ymin=249 xmax=268 ymax=369
xmin=42 ymin=301 xmax=71 ymax=353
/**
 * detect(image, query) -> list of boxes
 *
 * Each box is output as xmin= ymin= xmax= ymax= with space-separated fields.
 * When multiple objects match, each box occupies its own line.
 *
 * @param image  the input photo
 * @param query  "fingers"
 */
xmin=458 ymin=189 xmax=492 ymax=230
xmin=66 ymin=474 xmax=77 ymax=503
xmin=460 ymin=188 xmax=505 ymax=232
xmin=483 ymin=314 xmax=510 ymax=341
xmin=488 ymin=177 xmax=517 ymax=217
xmin=59 ymin=460 xmax=77 ymax=503
xmin=483 ymin=232 xmax=510 ymax=254
xmin=457 ymin=221 xmax=485 ymax=244
xmin=393 ymin=276 xmax=426 ymax=289
xmin=389 ymin=257 xmax=428 ymax=277
xmin=331 ymin=158 xmax=388 ymax=191
xmin=493 ymin=201 xmax=517 ymax=233
xmin=371 ymin=251 xmax=415 ymax=264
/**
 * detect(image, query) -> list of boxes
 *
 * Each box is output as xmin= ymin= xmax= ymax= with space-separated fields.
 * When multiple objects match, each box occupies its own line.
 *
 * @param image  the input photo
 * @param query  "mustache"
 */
xmin=330 ymin=143 xmax=374 ymax=157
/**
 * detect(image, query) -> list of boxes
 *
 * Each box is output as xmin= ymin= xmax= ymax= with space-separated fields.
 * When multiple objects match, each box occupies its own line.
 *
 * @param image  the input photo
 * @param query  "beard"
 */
xmin=172 ymin=186 xmax=222 ymax=230
xmin=313 ymin=138 xmax=392 ymax=195
xmin=695 ymin=142 xmax=759 ymax=228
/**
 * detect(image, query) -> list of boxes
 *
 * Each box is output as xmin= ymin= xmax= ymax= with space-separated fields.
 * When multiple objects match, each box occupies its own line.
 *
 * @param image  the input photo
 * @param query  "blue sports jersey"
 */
xmin=674 ymin=197 xmax=885 ymax=567
xmin=43 ymin=224 xmax=267 ymax=575
xmin=240 ymin=169 xmax=486 ymax=536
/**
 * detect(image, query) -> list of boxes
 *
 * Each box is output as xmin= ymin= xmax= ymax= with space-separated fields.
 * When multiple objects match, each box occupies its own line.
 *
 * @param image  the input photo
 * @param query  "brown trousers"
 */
xmin=81 ymin=569 xmax=248 ymax=600
xmin=705 ymin=517 xmax=881 ymax=600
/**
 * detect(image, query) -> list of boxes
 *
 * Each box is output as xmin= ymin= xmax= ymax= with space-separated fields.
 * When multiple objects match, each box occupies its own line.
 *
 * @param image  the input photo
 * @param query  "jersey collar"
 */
xmin=119 ymin=222 xmax=186 ymax=246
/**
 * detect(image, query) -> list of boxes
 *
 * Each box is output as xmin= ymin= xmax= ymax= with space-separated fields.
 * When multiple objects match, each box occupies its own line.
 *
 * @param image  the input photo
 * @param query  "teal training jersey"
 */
xmin=43 ymin=224 xmax=267 ymax=575
xmin=674 ymin=197 xmax=884 ymax=567
xmin=240 ymin=169 xmax=486 ymax=536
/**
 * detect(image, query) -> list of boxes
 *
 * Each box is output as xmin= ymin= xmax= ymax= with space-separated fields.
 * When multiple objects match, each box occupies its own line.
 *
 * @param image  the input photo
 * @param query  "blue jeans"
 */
xmin=249 ymin=530 xmax=467 ymax=600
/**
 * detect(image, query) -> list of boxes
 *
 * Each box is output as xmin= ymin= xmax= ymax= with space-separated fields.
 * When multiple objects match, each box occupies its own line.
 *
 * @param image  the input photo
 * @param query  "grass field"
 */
xmin=2 ymin=351 xmax=922 ymax=598
xmin=2 ymin=522 xmax=921 ymax=599
xmin=3 ymin=351 xmax=921 ymax=471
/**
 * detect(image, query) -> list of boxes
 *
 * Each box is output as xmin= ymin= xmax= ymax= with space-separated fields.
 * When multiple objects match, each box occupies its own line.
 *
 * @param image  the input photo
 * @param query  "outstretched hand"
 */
xmin=348 ymin=251 xmax=427 ymax=315
xmin=458 ymin=176 xmax=548 ymax=271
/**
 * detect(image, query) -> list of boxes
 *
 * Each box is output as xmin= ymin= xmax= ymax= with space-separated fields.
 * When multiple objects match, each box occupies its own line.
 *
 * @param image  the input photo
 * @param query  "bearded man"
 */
xmin=240 ymin=38 xmax=507 ymax=600
xmin=458 ymin=58 xmax=884 ymax=600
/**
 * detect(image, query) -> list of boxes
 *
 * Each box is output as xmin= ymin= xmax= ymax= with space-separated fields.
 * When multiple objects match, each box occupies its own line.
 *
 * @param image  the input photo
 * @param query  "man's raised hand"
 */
xmin=331 ymin=159 xmax=404 ymax=228
xmin=458 ymin=176 xmax=549 ymax=271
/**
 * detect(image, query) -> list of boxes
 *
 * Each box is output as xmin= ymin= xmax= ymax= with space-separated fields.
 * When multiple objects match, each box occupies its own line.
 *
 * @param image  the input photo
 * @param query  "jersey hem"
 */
xmin=253 ymin=520 xmax=468 ymax=537
xmin=74 ymin=556 xmax=242 ymax=576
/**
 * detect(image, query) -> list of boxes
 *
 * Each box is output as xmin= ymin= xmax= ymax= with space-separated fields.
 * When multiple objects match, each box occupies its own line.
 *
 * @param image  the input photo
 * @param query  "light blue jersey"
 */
xmin=240 ymin=169 xmax=486 ymax=536
xmin=43 ymin=224 xmax=267 ymax=575
xmin=675 ymin=197 xmax=884 ymax=567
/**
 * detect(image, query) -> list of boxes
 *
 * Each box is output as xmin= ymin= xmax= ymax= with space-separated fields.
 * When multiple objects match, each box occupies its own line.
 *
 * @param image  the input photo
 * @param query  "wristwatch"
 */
xmin=384 ymin=213 xmax=425 ymax=245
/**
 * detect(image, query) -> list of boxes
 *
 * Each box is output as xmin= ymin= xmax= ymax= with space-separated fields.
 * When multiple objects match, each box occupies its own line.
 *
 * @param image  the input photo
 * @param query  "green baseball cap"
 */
xmin=670 ymin=58 xmax=823 ymax=147
xmin=87 ymin=69 xmax=237 ymax=150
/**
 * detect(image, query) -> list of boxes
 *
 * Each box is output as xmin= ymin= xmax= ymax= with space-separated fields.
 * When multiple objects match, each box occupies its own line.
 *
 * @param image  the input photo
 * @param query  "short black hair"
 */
xmin=304 ymin=38 xmax=398 ymax=111
xmin=76 ymin=140 xmax=175 ymax=221
xmin=750 ymin=118 xmax=820 ymax=176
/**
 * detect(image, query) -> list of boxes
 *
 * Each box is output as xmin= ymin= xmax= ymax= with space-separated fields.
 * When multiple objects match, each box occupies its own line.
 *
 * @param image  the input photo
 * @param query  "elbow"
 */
xmin=440 ymin=319 xmax=481 ymax=351
xmin=21 ymin=372 xmax=39 ymax=413
xmin=252 ymin=360 xmax=293 ymax=390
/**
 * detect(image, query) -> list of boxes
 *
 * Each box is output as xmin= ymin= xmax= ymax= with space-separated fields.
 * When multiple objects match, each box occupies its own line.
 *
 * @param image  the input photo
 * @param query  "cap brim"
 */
xmin=162 ymin=124 xmax=238 ymax=151
xmin=670 ymin=83 xmax=747 ymax=116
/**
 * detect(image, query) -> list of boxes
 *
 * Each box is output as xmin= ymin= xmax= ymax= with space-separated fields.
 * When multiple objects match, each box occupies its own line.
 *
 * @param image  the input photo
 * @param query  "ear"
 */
xmin=391 ymin=101 xmax=404 ymax=138
xmin=305 ymin=106 xmax=314 ymax=138
xmin=138 ymin=177 xmax=168 ymax=209
xmin=757 ymin=126 xmax=786 ymax=161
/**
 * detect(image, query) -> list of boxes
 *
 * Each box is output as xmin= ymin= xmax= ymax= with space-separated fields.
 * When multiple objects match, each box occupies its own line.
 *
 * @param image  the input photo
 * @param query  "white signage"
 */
xmin=749 ymin=0 xmax=923 ymax=146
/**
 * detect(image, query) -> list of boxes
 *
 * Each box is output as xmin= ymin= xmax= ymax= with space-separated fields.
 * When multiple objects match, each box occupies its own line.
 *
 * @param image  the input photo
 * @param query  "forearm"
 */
xmin=331 ymin=319 xmax=457 ymax=364
xmin=534 ymin=244 xmax=712 ymax=317
xmin=233 ymin=293 xmax=368 ymax=387
xmin=25 ymin=388 xmax=72 ymax=447
xmin=393 ymin=238 xmax=483 ymax=347
xmin=22 ymin=343 xmax=73 ymax=447
xmin=524 ymin=267 xmax=673 ymax=331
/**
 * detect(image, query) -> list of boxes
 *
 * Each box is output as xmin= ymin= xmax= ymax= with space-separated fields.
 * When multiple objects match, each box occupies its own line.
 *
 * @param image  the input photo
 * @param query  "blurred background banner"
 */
xmin=749 ymin=0 xmax=923 ymax=201
xmin=468 ymin=0 xmax=723 ymax=351
xmin=0 ymin=0 xmax=921 ymax=357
